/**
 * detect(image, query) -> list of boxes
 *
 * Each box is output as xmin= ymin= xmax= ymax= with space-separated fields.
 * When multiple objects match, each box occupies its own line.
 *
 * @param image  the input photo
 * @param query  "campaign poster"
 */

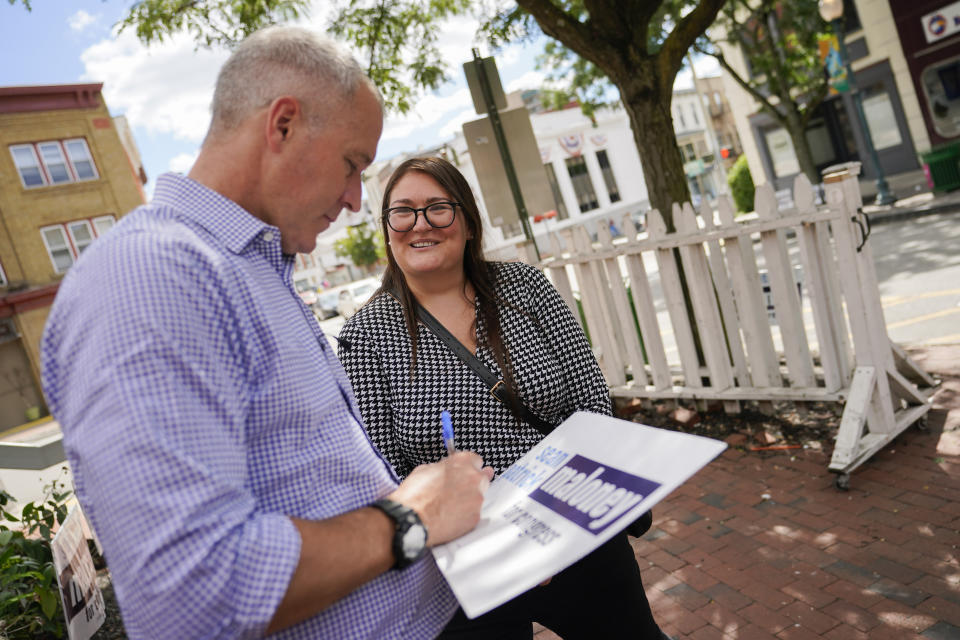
xmin=432 ymin=412 xmax=727 ymax=618
xmin=51 ymin=506 xmax=105 ymax=640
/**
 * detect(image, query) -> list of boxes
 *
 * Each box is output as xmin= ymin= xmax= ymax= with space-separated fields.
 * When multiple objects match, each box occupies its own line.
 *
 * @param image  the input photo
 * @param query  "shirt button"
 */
xmin=263 ymin=231 xmax=274 ymax=242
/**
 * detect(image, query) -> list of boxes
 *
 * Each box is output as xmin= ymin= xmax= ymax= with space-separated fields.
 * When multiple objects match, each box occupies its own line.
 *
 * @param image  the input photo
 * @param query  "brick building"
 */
xmin=0 ymin=83 xmax=145 ymax=431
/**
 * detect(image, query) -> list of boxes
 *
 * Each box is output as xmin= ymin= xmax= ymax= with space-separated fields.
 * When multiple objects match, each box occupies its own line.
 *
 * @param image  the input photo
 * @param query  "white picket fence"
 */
xmin=522 ymin=164 xmax=935 ymax=484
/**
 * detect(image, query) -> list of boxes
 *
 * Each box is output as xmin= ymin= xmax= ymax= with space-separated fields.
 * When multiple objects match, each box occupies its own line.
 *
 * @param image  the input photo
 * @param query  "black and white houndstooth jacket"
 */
xmin=338 ymin=261 xmax=612 ymax=478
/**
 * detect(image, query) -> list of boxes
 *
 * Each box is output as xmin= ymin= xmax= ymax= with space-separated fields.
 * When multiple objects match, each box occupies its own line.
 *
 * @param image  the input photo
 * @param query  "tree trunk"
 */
xmin=786 ymin=120 xmax=820 ymax=185
xmin=777 ymin=90 xmax=820 ymax=185
xmin=618 ymin=75 xmax=690 ymax=232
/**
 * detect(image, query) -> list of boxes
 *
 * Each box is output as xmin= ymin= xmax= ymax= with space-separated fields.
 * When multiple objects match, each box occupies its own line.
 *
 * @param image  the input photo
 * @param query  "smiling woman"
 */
xmin=338 ymin=156 xmax=670 ymax=639
xmin=383 ymin=171 xmax=472 ymax=285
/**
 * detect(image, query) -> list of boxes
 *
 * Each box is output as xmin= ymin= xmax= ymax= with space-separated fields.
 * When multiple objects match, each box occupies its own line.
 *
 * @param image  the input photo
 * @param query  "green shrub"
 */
xmin=0 ymin=471 xmax=73 ymax=639
xmin=574 ymin=295 xmax=592 ymax=346
xmin=727 ymin=154 xmax=755 ymax=213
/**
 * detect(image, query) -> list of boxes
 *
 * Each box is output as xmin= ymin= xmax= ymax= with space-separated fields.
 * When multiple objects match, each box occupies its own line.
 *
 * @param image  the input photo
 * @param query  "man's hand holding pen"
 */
xmin=390 ymin=451 xmax=493 ymax=546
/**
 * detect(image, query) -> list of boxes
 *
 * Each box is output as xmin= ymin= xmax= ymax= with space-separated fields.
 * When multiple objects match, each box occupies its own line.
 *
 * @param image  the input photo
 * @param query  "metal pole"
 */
xmin=832 ymin=19 xmax=895 ymax=206
xmin=471 ymin=48 xmax=541 ymax=260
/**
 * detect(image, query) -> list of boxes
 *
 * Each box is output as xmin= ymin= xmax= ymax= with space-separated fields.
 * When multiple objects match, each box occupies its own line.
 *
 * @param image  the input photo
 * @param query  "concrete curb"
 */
xmin=865 ymin=199 xmax=960 ymax=225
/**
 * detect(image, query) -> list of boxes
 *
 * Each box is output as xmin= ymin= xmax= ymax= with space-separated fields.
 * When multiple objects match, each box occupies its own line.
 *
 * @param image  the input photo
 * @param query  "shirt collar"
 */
xmin=152 ymin=172 xmax=276 ymax=255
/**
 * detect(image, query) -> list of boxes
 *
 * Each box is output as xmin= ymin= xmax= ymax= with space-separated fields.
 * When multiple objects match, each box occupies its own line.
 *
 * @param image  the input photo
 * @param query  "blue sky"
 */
xmin=1 ymin=2 xmax=714 ymax=199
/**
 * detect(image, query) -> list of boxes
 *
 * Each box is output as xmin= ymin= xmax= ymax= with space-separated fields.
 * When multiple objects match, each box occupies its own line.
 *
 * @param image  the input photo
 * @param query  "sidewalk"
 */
xmin=857 ymin=169 xmax=960 ymax=225
xmin=535 ymin=344 xmax=960 ymax=639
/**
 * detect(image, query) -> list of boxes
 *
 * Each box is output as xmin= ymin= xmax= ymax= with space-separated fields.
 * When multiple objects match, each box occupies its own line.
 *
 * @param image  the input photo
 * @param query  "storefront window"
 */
xmin=765 ymin=128 xmax=800 ymax=177
xmin=805 ymin=119 xmax=836 ymax=166
xmin=862 ymin=87 xmax=902 ymax=150
xmin=921 ymin=55 xmax=960 ymax=138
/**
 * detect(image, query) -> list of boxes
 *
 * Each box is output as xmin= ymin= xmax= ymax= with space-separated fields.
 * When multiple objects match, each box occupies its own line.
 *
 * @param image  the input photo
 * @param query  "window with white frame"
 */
xmin=41 ymin=226 xmax=76 ymax=273
xmin=66 ymin=220 xmax=95 ymax=255
xmin=92 ymin=215 xmax=115 ymax=237
xmin=0 ymin=259 xmax=7 ymax=287
xmin=690 ymin=103 xmax=699 ymax=126
xmin=9 ymin=138 xmax=99 ymax=189
xmin=64 ymin=139 xmax=97 ymax=180
xmin=40 ymin=215 xmax=116 ymax=274
xmin=10 ymin=146 xmax=45 ymax=187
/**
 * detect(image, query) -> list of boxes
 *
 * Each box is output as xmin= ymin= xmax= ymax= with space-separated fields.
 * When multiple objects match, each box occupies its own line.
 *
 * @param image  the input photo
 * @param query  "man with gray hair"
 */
xmin=42 ymin=26 xmax=492 ymax=639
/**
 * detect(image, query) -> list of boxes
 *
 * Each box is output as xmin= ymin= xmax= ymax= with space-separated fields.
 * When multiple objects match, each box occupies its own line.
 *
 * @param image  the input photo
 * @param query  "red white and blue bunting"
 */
xmin=559 ymin=133 xmax=583 ymax=157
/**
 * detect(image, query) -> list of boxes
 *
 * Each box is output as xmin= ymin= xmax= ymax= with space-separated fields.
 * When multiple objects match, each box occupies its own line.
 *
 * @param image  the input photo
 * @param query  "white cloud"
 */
xmin=80 ymin=30 xmax=226 ymax=143
xmin=674 ymin=55 xmax=722 ymax=90
xmin=168 ymin=151 xmax=199 ymax=174
xmin=695 ymin=55 xmax=721 ymax=77
xmin=438 ymin=108 xmax=477 ymax=139
xmin=435 ymin=15 xmax=487 ymax=69
xmin=506 ymin=70 xmax=546 ymax=93
xmin=381 ymin=87 xmax=473 ymax=141
xmin=68 ymin=10 xmax=96 ymax=32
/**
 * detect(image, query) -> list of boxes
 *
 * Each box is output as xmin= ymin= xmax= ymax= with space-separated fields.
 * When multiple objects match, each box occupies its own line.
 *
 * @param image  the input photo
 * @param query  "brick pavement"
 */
xmin=534 ymin=345 xmax=960 ymax=639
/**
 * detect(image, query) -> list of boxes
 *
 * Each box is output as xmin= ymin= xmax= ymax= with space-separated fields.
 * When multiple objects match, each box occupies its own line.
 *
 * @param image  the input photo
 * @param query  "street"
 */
xmin=870 ymin=211 xmax=960 ymax=345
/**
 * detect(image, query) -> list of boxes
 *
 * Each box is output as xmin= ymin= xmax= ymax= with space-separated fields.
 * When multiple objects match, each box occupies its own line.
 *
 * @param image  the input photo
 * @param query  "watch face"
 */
xmin=401 ymin=524 xmax=427 ymax=559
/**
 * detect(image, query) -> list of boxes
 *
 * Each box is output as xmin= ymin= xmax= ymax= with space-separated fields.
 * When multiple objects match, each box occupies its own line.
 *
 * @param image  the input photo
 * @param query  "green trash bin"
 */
xmin=920 ymin=142 xmax=960 ymax=192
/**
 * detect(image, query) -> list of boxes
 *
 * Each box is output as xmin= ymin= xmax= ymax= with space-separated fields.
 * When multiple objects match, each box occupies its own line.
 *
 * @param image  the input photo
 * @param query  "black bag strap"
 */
xmin=397 ymin=291 xmax=555 ymax=436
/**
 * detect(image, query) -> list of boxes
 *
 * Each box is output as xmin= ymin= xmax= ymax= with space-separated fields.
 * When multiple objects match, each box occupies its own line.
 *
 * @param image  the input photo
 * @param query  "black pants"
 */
xmin=438 ymin=533 xmax=663 ymax=639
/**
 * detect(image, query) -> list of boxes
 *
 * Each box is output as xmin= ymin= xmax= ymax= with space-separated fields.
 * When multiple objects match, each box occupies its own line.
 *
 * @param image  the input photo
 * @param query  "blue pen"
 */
xmin=441 ymin=410 xmax=456 ymax=456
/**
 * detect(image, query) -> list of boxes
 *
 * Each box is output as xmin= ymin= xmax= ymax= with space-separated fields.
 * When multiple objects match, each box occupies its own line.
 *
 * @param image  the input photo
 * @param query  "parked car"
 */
xmin=299 ymin=289 xmax=318 ymax=307
xmin=316 ymin=291 xmax=341 ymax=320
xmin=336 ymin=277 xmax=379 ymax=320
xmin=315 ymin=277 xmax=381 ymax=320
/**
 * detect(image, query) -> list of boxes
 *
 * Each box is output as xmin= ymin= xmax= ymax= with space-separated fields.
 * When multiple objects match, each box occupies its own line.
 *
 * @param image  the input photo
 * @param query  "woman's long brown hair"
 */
xmin=378 ymin=156 xmax=520 ymax=411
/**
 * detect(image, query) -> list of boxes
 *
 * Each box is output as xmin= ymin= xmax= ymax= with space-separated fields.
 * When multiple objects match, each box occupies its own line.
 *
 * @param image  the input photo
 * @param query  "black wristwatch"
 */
xmin=371 ymin=498 xmax=428 ymax=570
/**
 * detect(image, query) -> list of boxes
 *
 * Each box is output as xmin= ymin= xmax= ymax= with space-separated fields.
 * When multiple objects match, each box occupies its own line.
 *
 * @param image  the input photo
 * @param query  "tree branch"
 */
xmin=658 ymin=0 xmax=728 ymax=97
xmin=515 ymin=0 xmax=612 ymax=71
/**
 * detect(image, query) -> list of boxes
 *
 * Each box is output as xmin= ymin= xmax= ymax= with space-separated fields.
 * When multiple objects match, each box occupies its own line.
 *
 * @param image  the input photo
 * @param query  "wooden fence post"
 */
xmin=793 ymin=174 xmax=846 ymax=392
xmin=647 ymin=208 xmax=702 ymax=392
xmin=674 ymin=202 xmax=738 ymax=412
xmin=620 ymin=216 xmax=671 ymax=391
xmin=754 ymin=184 xmax=816 ymax=388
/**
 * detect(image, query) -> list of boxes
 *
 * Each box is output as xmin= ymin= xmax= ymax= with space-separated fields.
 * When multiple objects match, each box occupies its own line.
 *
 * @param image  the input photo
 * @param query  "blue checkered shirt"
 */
xmin=41 ymin=173 xmax=458 ymax=639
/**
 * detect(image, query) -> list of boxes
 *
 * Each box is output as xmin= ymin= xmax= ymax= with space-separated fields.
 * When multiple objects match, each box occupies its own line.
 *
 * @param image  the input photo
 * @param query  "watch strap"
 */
xmin=371 ymin=498 xmax=427 ymax=570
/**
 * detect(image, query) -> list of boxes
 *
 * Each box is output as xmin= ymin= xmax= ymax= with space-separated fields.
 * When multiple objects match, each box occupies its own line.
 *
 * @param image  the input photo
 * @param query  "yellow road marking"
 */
xmin=881 ymin=289 xmax=960 ymax=307
xmin=886 ymin=306 xmax=960 ymax=330
xmin=923 ymin=333 xmax=960 ymax=345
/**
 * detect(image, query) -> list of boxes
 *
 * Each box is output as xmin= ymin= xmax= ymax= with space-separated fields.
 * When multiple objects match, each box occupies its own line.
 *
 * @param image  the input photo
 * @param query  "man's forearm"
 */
xmin=266 ymin=507 xmax=395 ymax=634
xmin=266 ymin=451 xmax=492 ymax=634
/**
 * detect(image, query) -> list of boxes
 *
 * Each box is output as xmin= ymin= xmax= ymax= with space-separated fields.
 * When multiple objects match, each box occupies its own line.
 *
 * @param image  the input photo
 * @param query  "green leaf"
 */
xmin=42 ymin=563 xmax=55 ymax=586
xmin=39 ymin=587 xmax=58 ymax=619
xmin=0 ymin=530 xmax=12 ymax=546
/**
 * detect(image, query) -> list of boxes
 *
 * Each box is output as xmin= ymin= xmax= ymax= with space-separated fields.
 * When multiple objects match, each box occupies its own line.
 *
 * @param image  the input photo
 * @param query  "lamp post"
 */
xmin=819 ymin=0 xmax=895 ymax=205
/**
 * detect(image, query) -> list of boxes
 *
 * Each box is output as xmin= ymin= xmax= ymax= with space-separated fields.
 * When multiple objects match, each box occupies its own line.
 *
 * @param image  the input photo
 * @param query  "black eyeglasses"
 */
xmin=383 ymin=201 xmax=460 ymax=232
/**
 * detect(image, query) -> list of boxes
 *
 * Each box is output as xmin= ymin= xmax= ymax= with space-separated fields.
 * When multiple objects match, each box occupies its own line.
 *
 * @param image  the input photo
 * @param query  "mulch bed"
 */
xmin=614 ymin=397 xmax=843 ymax=456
